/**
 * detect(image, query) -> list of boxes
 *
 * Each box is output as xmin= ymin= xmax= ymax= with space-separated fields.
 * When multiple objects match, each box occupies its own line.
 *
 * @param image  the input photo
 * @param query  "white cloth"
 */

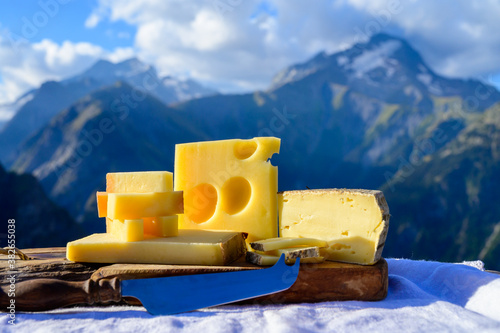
xmin=3 ymin=259 xmax=500 ymax=332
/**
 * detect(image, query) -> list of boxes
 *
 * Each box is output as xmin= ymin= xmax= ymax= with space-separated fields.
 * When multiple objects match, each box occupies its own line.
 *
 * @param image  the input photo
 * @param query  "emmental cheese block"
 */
xmin=174 ymin=137 xmax=280 ymax=243
xmin=107 ymin=192 xmax=184 ymax=220
xmin=106 ymin=171 xmax=173 ymax=193
xmin=66 ymin=229 xmax=247 ymax=265
xmin=279 ymin=189 xmax=390 ymax=265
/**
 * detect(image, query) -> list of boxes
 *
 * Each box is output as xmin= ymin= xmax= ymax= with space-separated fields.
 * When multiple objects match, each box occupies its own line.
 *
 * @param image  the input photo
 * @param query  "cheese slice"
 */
xmin=107 ymin=191 xmax=183 ymax=220
xmin=174 ymin=137 xmax=280 ymax=242
xmin=67 ymin=230 xmax=247 ymax=265
xmin=106 ymin=171 xmax=173 ymax=193
xmin=96 ymin=192 xmax=108 ymax=218
xmin=143 ymin=216 xmax=178 ymax=237
xmin=250 ymin=237 xmax=327 ymax=252
xmin=261 ymin=246 xmax=321 ymax=259
xmin=279 ymin=189 xmax=390 ymax=265
xmin=246 ymin=251 xmax=325 ymax=266
xmin=107 ymin=219 xmax=144 ymax=242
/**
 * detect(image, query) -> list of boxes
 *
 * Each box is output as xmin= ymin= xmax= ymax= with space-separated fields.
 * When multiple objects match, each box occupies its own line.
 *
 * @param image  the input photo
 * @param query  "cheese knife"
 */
xmin=2 ymin=254 xmax=300 ymax=315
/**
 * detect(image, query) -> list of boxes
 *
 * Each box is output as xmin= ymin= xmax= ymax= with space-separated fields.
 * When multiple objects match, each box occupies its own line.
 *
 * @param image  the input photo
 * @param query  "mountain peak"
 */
xmin=270 ymin=33 xmax=430 ymax=91
xmin=368 ymin=32 xmax=403 ymax=43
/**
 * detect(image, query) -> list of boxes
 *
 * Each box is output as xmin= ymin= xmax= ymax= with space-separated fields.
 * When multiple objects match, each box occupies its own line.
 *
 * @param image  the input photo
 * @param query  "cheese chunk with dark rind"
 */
xmin=279 ymin=189 xmax=390 ymax=265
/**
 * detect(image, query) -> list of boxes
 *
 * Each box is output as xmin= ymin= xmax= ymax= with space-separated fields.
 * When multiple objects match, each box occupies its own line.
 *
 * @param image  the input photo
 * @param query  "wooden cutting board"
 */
xmin=0 ymin=248 xmax=388 ymax=310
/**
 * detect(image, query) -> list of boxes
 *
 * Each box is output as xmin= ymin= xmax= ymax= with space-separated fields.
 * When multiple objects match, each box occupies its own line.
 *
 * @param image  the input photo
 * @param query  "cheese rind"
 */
xmin=96 ymin=192 xmax=108 ymax=218
xmin=107 ymin=191 xmax=183 ymax=220
xmin=250 ymin=237 xmax=327 ymax=252
xmin=246 ymin=251 xmax=325 ymax=266
xmin=174 ymin=137 xmax=280 ymax=242
xmin=67 ymin=230 xmax=247 ymax=265
xmin=262 ymin=246 xmax=321 ymax=259
xmin=143 ymin=216 xmax=178 ymax=237
xmin=279 ymin=189 xmax=390 ymax=265
xmin=106 ymin=171 xmax=173 ymax=193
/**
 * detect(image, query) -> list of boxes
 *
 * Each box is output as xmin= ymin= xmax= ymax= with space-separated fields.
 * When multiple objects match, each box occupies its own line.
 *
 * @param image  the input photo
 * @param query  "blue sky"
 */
xmin=0 ymin=0 xmax=500 ymax=111
xmin=0 ymin=1 xmax=135 ymax=50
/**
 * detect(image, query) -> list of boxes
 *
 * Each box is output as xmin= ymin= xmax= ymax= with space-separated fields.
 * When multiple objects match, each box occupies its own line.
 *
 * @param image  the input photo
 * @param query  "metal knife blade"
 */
xmin=121 ymin=254 xmax=300 ymax=315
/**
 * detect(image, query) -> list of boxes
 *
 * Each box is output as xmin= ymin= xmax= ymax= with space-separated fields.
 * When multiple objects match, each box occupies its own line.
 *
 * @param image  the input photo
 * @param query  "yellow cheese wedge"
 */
xmin=107 ymin=191 xmax=184 ymax=220
xmin=96 ymin=192 xmax=108 ymax=218
xmin=174 ymin=137 xmax=280 ymax=242
xmin=143 ymin=216 xmax=178 ymax=237
xmin=279 ymin=189 xmax=390 ymax=265
xmin=106 ymin=171 xmax=173 ymax=193
xmin=107 ymin=219 xmax=144 ymax=242
xmin=250 ymin=237 xmax=327 ymax=252
xmin=66 ymin=230 xmax=247 ymax=265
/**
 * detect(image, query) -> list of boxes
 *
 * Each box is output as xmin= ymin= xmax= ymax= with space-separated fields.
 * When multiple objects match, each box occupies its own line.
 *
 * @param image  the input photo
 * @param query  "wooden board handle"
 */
xmin=1 ymin=278 xmax=122 ymax=311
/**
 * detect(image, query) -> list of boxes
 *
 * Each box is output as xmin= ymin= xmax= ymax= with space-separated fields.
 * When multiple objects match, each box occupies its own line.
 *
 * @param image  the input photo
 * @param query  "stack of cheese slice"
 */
xmin=98 ymin=171 xmax=183 ymax=241
xmin=66 ymin=171 xmax=247 ymax=265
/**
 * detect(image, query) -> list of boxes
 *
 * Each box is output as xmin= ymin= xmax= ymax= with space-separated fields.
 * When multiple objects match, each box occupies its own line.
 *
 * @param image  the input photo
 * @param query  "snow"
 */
xmin=418 ymin=64 xmax=428 ymax=73
xmin=337 ymin=56 xmax=349 ymax=66
xmin=349 ymin=41 xmax=402 ymax=78
xmin=0 ymin=92 xmax=34 ymax=123
xmin=417 ymin=73 xmax=433 ymax=86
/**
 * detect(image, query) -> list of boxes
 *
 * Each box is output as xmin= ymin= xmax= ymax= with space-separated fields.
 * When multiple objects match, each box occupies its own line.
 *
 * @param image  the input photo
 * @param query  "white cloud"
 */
xmin=2 ymin=0 xmax=500 ymax=109
xmin=84 ymin=0 xmax=500 ymax=93
xmin=87 ymin=0 xmax=360 ymax=92
xmin=343 ymin=0 xmax=500 ymax=79
xmin=0 ymin=33 xmax=134 ymax=106
xmin=84 ymin=12 xmax=101 ymax=28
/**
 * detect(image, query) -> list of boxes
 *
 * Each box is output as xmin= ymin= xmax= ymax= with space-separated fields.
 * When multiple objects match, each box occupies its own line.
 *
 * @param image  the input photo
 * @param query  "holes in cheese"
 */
xmin=221 ymin=177 xmax=252 ymax=215
xmin=184 ymin=183 xmax=218 ymax=223
xmin=107 ymin=191 xmax=184 ymax=220
xmin=175 ymin=137 xmax=280 ymax=242
xmin=234 ymin=140 xmax=258 ymax=159
xmin=278 ymin=189 xmax=390 ymax=265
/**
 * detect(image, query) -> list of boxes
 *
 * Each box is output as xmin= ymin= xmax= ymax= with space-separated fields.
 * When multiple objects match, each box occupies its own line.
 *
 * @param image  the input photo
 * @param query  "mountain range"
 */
xmin=1 ymin=33 xmax=499 ymax=269
xmin=0 ymin=162 xmax=83 ymax=248
xmin=0 ymin=58 xmax=216 ymax=167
